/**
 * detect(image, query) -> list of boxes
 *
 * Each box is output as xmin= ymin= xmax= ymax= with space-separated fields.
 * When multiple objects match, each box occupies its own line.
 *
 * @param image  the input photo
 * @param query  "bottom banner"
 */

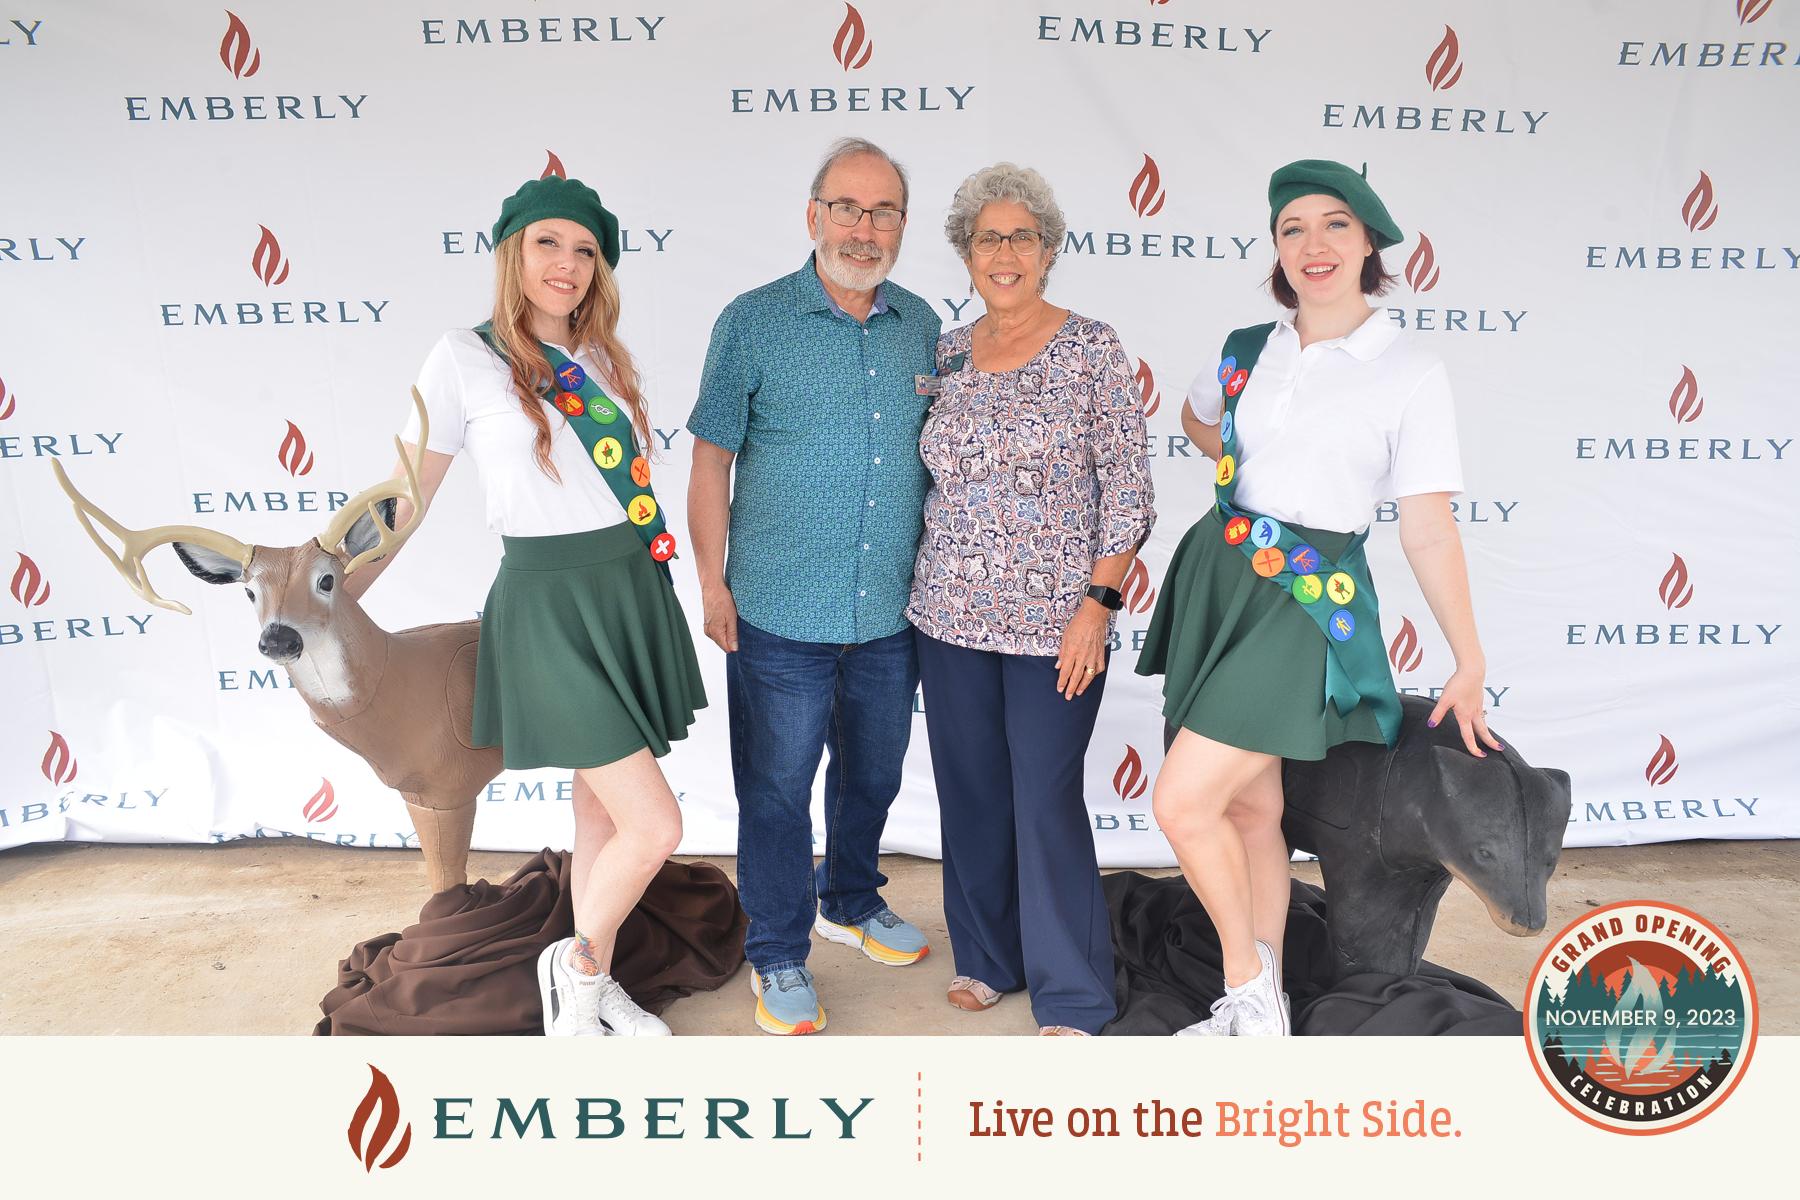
xmin=4 ymin=1035 xmax=1784 ymax=1192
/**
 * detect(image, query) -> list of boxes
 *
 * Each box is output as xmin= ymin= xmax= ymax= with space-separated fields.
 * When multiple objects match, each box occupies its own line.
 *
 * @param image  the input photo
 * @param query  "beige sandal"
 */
xmin=947 ymin=976 xmax=1001 ymax=1011
xmin=1037 ymin=1025 xmax=1091 ymax=1036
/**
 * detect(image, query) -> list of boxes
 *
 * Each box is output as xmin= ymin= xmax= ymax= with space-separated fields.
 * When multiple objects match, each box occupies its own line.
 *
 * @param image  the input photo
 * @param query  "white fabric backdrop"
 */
xmin=3 ymin=0 xmax=1795 ymax=863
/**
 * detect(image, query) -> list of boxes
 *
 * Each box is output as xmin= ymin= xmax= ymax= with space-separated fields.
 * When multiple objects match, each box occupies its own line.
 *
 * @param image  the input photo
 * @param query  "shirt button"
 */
xmin=868 ymin=368 xmax=877 ymax=377
xmin=862 ymin=543 xmax=870 ymax=551
xmin=872 ymin=412 xmax=882 ymax=420
xmin=867 ymin=500 xmax=876 ymax=507
xmin=873 ymin=456 xmax=882 ymax=465
xmin=858 ymin=590 xmax=867 ymax=597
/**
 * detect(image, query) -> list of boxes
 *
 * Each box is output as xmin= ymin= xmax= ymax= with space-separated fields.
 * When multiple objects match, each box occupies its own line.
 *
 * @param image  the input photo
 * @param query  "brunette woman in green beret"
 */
xmin=1137 ymin=159 xmax=1499 ymax=1036
xmin=346 ymin=176 xmax=706 ymax=1037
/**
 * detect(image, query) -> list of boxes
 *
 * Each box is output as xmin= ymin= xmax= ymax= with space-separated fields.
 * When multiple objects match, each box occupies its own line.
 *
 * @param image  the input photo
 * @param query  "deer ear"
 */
xmin=172 ymin=541 xmax=245 ymax=584
xmin=340 ymin=497 xmax=398 ymax=560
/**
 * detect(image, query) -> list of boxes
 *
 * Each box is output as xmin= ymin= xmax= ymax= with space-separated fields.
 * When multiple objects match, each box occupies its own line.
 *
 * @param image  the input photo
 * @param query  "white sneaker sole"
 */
xmin=812 ymin=913 xmax=928 ymax=966
xmin=537 ymin=940 xmax=566 ymax=1037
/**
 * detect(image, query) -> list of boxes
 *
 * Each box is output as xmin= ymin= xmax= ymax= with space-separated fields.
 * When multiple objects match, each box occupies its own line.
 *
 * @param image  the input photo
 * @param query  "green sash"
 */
xmin=1212 ymin=323 xmax=1400 ymax=747
xmin=474 ymin=323 xmax=675 ymax=582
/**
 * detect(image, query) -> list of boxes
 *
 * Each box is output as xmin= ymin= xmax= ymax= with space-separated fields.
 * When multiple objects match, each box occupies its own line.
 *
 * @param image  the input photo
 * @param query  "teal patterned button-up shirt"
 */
xmin=688 ymin=257 xmax=941 ymax=644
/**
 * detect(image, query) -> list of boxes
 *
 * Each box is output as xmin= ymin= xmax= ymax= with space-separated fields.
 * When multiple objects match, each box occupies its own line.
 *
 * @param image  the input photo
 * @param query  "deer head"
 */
xmin=52 ymin=391 xmax=429 ymax=671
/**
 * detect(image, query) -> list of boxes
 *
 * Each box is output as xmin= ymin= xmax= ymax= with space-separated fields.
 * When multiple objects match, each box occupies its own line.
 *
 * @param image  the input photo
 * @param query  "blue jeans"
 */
xmin=727 ymin=618 xmax=917 ymax=972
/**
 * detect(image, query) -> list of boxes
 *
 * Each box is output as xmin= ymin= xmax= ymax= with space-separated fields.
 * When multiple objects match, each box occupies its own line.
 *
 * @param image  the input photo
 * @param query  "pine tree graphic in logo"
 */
xmin=1525 ymin=901 xmax=1756 ymax=1134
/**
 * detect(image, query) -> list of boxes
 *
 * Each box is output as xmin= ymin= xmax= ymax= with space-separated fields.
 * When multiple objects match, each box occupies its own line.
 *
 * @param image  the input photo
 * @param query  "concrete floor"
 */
xmin=1 ymin=839 xmax=1794 ymax=1035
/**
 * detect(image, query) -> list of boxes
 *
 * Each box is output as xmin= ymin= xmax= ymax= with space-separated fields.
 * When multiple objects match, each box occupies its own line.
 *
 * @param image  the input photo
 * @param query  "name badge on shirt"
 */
xmin=915 ymin=374 xmax=943 ymax=397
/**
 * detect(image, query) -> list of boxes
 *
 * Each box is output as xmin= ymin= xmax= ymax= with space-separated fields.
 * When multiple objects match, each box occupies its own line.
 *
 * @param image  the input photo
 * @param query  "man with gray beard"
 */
xmin=687 ymin=138 xmax=941 ymax=1035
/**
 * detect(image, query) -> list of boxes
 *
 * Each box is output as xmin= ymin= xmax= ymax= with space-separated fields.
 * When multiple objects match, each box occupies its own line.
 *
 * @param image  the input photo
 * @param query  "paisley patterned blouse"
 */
xmin=907 ymin=313 xmax=1155 ymax=656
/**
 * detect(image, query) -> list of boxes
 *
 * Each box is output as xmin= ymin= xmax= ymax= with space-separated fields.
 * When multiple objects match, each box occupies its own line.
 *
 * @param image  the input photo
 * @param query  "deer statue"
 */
xmin=52 ymin=391 xmax=496 ymax=893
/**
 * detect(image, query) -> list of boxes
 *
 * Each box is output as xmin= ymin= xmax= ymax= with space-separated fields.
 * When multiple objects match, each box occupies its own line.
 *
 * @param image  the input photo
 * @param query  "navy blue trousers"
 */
xmin=914 ymin=628 xmax=1117 ymax=1033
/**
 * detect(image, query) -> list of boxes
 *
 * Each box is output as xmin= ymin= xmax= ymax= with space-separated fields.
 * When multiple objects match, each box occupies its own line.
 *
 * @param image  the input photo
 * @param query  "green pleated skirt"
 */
xmin=1135 ymin=507 xmax=1391 ymax=761
xmin=472 ymin=525 xmax=707 ymax=770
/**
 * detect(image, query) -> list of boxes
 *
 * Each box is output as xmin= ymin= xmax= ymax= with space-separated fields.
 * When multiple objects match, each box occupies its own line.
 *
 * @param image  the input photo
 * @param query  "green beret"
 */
xmin=491 ymin=176 xmax=622 ymax=268
xmin=1267 ymin=159 xmax=1403 ymax=251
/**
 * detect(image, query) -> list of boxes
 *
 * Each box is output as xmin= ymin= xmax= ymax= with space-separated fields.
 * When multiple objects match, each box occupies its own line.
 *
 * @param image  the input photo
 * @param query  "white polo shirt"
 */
xmin=1185 ymin=310 xmax=1463 ymax=533
xmin=401 ymin=329 xmax=630 ymax=536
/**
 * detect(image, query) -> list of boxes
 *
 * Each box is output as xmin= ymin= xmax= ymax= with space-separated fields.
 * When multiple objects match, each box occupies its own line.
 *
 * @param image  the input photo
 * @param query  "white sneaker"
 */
xmin=590 ymin=971 xmax=672 ymax=1037
xmin=1174 ymin=995 xmax=1236 ymax=1036
xmin=538 ymin=937 xmax=605 ymax=1037
xmin=1228 ymin=940 xmax=1291 ymax=1037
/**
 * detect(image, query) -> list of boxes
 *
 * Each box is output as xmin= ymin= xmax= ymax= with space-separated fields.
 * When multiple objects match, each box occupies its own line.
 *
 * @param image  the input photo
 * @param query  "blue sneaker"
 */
xmin=750 ymin=966 xmax=827 ymax=1036
xmin=814 ymin=905 xmax=930 ymax=966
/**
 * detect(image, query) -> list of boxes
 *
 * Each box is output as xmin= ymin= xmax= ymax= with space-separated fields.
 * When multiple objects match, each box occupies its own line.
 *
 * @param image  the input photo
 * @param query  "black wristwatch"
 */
xmin=1086 ymin=584 xmax=1124 ymax=611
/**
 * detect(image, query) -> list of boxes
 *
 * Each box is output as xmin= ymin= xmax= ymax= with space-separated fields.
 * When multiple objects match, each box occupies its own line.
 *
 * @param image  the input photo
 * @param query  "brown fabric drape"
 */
xmin=315 ymin=850 xmax=746 ymax=1036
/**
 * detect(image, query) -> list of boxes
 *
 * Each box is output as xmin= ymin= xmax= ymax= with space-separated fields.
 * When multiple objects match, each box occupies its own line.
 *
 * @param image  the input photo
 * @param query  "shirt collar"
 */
xmin=796 ymin=254 xmax=894 ymax=320
xmin=1274 ymin=308 xmax=1401 ymax=361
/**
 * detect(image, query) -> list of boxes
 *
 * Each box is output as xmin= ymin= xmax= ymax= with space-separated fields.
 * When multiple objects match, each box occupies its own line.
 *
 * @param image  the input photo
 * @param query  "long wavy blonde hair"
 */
xmin=488 ymin=231 xmax=652 ymax=481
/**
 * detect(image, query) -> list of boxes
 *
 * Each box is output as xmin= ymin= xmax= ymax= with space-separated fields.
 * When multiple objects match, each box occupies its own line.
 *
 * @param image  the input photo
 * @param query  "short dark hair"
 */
xmin=1268 ymin=245 xmax=1397 ymax=309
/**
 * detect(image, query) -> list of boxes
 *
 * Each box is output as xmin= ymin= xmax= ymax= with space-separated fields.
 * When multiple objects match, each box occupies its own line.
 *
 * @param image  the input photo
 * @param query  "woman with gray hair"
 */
xmin=907 ymin=163 xmax=1154 ymax=1035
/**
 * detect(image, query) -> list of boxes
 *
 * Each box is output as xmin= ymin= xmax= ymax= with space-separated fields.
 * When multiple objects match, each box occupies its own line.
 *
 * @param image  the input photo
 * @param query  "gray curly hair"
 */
xmin=943 ymin=162 xmax=1066 ymax=268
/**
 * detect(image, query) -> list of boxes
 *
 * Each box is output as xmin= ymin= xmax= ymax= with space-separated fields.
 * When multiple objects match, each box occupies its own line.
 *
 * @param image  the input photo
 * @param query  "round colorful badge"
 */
xmin=1225 ymin=369 xmax=1249 ymax=397
xmin=1249 ymin=518 xmax=1283 ymax=549
xmin=1287 ymin=543 xmax=1320 ymax=575
xmin=1328 ymin=609 xmax=1356 ymax=641
xmin=555 ymin=391 xmax=585 ymax=416
xmin=1217 ymin=356 xmax=1237 ymax=385
xmin=1251 ymin=547 xmax=1286 ymax=578
xmin=628 ymin=495 xmax=658 ymax=526
xmin=1223 ymin=516 xmax=1252 ymax=546
xmin=650 ymin=532 xmax=677 ymax=562
xmin=630 ymin=456 xmax=652 ymax=488
xmin=1220 ymin=411 xmax=1233 ymax=444
xmin=593 ymin=437 xmax=623 ymax=470
xmin=587 ymin=396 xmax=619 ymax=424
xmin=1292 ymin=574 xmax=1323 ymax=604
xmin=1215 ymin=455 xmax=1236 ymax=487
xmin=1326 ymin=572 xmax=1357 ymax=605
xmin=556 ymin=362 xmax=587 ymax=391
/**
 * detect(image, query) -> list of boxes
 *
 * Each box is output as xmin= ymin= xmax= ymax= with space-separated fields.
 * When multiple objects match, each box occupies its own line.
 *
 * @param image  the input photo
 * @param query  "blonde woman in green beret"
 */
xmin=346 ymin=176 xmax=707 ymax=1036
xmin=1137 ymin=159 xmax=1500 ymax=1036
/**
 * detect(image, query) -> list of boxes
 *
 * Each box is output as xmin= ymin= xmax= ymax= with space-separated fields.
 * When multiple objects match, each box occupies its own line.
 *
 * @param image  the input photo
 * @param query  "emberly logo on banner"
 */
xmin=191 ymin=421 xmax=351 ymax=514
xmin=125 ymin=10 xmax=368 ymax=122
xmin=1373 ymin=498 xmax=1519 ymax=525
xmin=1573 ymin=363 xmax=1793 ymax=463
xmin=1386 ymin=614 xmax=1512 ymax=709
xmin=0 ymin=730 xmax=171 ymax=833
xmin=1062 ymin=153 xmax=1260 ymax=262
xmin=0 ymin=380 xmax=129 ymax=467
xmin=1564 ymin=553 xmax=1781 ymax=649
xmin=0 ymin=235 xmax=85 ymax=263
xmin=1585 ymin=171 xmax=1798 ymax=271
xmin=2 ymin=551 xmax=156 ymax=648
xmin=1033 ymin=13 xmax=1271 ymax=54
xmin=159 ymin=225 xmax=391 ymax=328
xmin=420 ymin=14 xmax=665 ymax=45
xmin=729 ymin=5 xmax=975 ymax=114
xmin=1572 ymin=736 xmax=1760 ymax=827
xmin=1386 ymin=230 xmax=1528 ymax=334
xmin=1617 ymin=0 xmax=1794 ymax=68
xmin=1324 ymin=25 xmax=1547 ymax=136
xmin=444 ymin=151 xmax=672 ymax=255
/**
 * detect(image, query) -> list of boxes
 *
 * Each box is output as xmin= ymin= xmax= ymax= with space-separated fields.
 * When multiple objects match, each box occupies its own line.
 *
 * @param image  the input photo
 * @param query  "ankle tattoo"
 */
xmin=569 ymin=933 xmax=601 ymax=976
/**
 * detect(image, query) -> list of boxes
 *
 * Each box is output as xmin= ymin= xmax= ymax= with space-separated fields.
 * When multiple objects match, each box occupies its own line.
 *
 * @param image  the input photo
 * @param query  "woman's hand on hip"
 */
xmin=1426 ymin=667 xmax=1503 ymax=757
xmin=1054 ymin=601 xmax=1109 ymax=700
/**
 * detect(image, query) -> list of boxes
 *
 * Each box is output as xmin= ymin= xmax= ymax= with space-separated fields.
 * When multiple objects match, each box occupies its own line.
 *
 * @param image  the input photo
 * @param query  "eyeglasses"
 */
xmin=814 ymin=199 xmax=905 ymax=232
xmin=970 ymin=229 xmax=1044 ymax=256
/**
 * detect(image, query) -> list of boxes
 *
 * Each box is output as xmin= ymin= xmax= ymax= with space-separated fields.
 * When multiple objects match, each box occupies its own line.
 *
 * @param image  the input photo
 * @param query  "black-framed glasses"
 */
xmin=970 ymin=229 xmax=1044 ymax=255
xmin=815 ymin=198 xmax=905 ymax=232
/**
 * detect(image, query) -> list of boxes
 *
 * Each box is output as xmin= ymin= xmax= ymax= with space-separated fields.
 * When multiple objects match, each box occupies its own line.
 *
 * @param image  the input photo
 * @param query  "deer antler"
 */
xmin=50 ymin=461 xmax=253 ymax=616
xmin=316 ymin=387 xmax=431 ymax=575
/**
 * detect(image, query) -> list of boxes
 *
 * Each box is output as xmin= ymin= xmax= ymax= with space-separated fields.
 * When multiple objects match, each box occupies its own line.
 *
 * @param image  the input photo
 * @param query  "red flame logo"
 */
xmin=1112 ymin=745 xmax=1148 ymax=801
xmin=1121 ymin=558 xmax=1156 ymax=615
xmin=1405 ymin=234 xmax=1441 ymax=292
xmin=541 ymin=150 xmax=566 ymax=180
xmin=10 ymin=552 xmax=49 ymax=608
xmin=1738 ymin=0 xmax=1772 ymax=24
xmin=1128 ymin=154 xmax=1167 ymax=218
xmin=0 ymin=375 xmax=13 ymax=421
xmin=1658 ymin=553 xmax=1694 ymax=610
xmin=1667 ymin=366 xmax=1704 ymax=423
xmin=251 ymin=225 xmax=291 ymax=286
xmin=832 ymin=4 xmax=873 ymax=70
xmin=1134 ymin=359 xmax=1161 ymax=418
xmin=1387 ymin=616 xmax=1424 ymax=674
xmin=304 ymin=778 xmax=338 ymax=823
xmin=1644 ymin=735 xmax=1678 ymax=788
xmin=219 ymin=9 xmax=262 ymax=79
xmin=1425 ymin=25 xmax=1464 ymax=90
xmin=1681 ymin=172 xmax=1719 ymax=232
xmin=278 ymin=421 xmax=315 ymax=477
xmin=42 ymin=731 xmax=77 ymax=785
xmin=348 ymin=1064 xmax=412 ymax=1172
